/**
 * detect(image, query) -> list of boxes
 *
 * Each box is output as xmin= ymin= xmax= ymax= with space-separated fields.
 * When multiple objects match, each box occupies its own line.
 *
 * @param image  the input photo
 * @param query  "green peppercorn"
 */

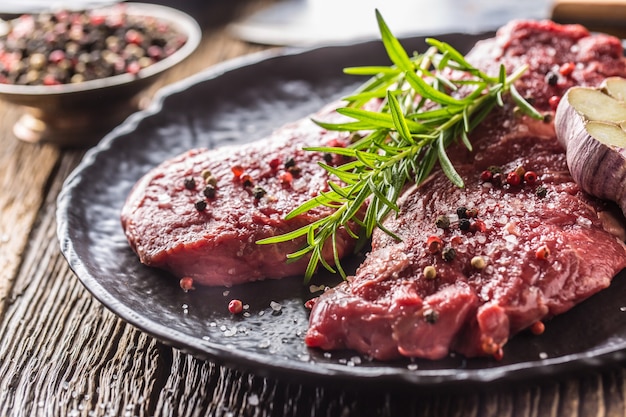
xmin=435 ymin=215 xmax=450 ymax=229
xmin=536 ymin=185 xmax=548 ymax=198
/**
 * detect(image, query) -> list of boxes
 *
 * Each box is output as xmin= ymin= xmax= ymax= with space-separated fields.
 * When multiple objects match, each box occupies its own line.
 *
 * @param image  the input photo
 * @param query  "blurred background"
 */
xmin=1 ymin=0 xmax=624 ymax=47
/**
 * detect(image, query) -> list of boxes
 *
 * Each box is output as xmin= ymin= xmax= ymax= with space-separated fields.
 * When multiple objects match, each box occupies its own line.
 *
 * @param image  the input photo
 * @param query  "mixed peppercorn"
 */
xmin=0 ymin=5 xmax=187 ymax=86
xmin=422 ymin=163 xmax=552 ymax=302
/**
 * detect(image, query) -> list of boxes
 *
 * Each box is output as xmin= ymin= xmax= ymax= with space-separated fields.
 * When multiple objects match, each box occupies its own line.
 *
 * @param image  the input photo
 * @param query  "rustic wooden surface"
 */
xmin=2 ymin=1 xmax=626 ymax=416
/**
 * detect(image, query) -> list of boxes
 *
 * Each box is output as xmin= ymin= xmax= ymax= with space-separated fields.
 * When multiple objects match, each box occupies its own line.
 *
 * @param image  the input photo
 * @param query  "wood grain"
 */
xmin=1 ymin=1 xmax=626 ymax=416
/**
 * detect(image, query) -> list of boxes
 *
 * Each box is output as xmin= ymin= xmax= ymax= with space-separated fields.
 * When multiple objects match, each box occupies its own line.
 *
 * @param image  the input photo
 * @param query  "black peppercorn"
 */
xmin=423 ymin=308 xmax=439 ymax=324
xmin=545 ymin=71 xmax=558 ymax=86
xmin=184 ymin=177 xmax=196 ymax=190
xmin=442 ymin=247 xmax=456 ymax=262
xmin=459 ymin=218 xmax=471 ymax=231
xmin=203 ymin=185 xmax=216 ymax=199
xmin=253 ymin=186 xmax=266 ymax=200
xmin=194 ymin=200 xmax=207 ymax=211
xmin=284 ymin=158 xmax=296 ymax=169
xmin=456 ymin=206 xmax=468 ymax=219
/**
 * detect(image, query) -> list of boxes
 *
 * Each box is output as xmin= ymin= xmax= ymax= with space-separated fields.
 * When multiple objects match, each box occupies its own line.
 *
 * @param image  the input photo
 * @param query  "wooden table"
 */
xmin=1 ymin=1 xmax=626 ymax=416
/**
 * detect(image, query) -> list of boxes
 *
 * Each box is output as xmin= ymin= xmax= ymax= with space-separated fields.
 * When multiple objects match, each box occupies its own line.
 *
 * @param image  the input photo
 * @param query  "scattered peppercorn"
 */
xmin=423 ymin=265 xmax=437 ymax=280
xmin=442 ymin=247 xmax=456 ymax=262
xmin=524 ymin=171 xmax=537 ymax=185
xmin=536 ymin=245 xmax=550 ymax=260
xmin=548 ymin=95 xmax=561 ymax=111
xmin=559 ymin=62 xmax=575 ymax=76
xmin=480 ymin=170 xmax=493 ymax=182
xmin=253 ymin=186 xmax=266 ymax=200
xmin=530 ymin=321 xmax=545 ymax=335
xmin=228 ymin=299 xmax=243 ymax=314
xmin=506 ymin=171 xmax=521 ymax=186
xmin=470 ymin=255 xmax=486 ymax=269
xmin=287 ymin=165 xmax=302 ymax=176
xmin=284 ymin=158 xmax=296 ymax=169
xmin=241 ymin=174 xmax=253 ymax=187
xmin=0 ymin=6 xmax=188 ymax=86
xmin=269 ymin=158 xmax=281 ymax=170
xmin=426 ymin=235 xmax=443 ymax=253
xmin=203 ymin=185 xmax=216 ymax=198
xmin=435 ymin=215 xmax=450 ymax=229
xmin=201 ymin=170 xmax=212 ymax=180
xmin=481 ymin=338 xmax=504 ymax=360
xmin=456 ymin=206 xmax=468 ymax=219
xmin=194 ymin=200 xmax=207 ymax=212
xmin=184 ymin=177 xmax=196 ymax=190
xmin=459 ymin=218 xmax=471 ymax=231
xmin=491 ymin=172 xmax=503 ymax=186
xmin=535 ymin=185 xmax=548 ymax=198
xmin=205 ymin=175 xmax=218 ymax=187
xmin=469 ymin=219 xmax=487 ymax=233
xmin=545 ymin=71 xmax=558 ymax=86
xmin=466 ymin=208 xmax=478 ymax=218
xmin=231 ymin=165 xmax=244 ymax=178
xmin=179 ymin=276 xmax=195 ymax=292
xmin=323 ymin=153 xmax=333 ymax=164
xmin=279 ymin=171 xmax=293 ymax=185
xmin=423 ymin=308 xmax=439 ymax=324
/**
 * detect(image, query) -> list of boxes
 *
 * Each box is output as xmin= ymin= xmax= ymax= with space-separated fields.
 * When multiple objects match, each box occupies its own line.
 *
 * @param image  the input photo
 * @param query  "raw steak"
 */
xmin=305 ymin=20 xmax=626 ymax=360
xmin=121 ymin=104 xmax=357 ymax=286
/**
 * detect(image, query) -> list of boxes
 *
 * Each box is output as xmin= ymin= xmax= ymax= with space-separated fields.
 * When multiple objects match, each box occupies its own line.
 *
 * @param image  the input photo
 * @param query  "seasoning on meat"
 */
xmin=304 ymin=20 xmax=626 ymax=360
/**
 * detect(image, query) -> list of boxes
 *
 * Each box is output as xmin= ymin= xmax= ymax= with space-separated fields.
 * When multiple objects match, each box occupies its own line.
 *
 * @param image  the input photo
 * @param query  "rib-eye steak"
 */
xmin=121 ymin=104 xmax=357 ymax=286
xmin=304 ymin=20 xmax=626 ymax=360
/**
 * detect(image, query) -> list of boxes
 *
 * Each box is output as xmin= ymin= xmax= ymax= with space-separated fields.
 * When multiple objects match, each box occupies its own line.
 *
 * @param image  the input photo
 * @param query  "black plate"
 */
xmin=57 ymin=33 xmax=626 ymax=388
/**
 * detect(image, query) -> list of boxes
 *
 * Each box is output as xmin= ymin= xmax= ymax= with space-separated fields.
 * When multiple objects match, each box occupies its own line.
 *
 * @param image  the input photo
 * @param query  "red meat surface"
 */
xmin=305 ymin=20 xmax=626 ymax=360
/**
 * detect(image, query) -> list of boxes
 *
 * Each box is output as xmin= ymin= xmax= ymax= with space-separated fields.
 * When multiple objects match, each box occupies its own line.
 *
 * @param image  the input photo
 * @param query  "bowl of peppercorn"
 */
xmin=0 ymin=2 xmax=201 ymax=147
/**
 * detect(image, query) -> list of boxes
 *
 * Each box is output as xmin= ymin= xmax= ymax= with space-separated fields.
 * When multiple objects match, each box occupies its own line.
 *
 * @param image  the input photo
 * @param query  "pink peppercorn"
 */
xmin=548 ymin=96 xmax=561 ymax=111
xmin=179 ymin=277 xmax=194 ymax=292
xmin=524 ymin=171 xmax=538 ymax=185
xmin=506 ymin=171 xmax=521 ymax=186
xmin=228 ymin=299 xmax=243 ymax=314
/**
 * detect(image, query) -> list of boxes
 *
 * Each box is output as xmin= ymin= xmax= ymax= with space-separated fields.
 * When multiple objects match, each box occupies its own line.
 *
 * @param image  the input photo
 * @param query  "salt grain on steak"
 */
xmin=305 ymin=20 xmax=626 ymax=360
xmin=121 ymin=104 xmax=357 ymax=286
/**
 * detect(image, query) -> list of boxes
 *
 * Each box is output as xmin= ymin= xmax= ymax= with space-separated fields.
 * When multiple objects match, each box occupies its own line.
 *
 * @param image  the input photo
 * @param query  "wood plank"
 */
xmin=0 ymin=104 xmax=60 ymax=308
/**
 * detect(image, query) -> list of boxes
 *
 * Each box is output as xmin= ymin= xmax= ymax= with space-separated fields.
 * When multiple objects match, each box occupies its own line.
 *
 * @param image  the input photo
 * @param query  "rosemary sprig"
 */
xmin=258 ymin=10 xmax=542 ymax=282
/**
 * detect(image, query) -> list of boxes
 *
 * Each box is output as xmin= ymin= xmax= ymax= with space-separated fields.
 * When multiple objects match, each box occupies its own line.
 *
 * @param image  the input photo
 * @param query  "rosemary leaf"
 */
xmin=510 ymin=84 xmax=544 ymax=120
xmin=437 ymin=132 xmax=464 ymax=187
xmin=256 ymin=11 xmax=540 ymax=282
xmin=388 ymin=91 xmax=414 ymax=143
xmin=375 ymin=9 xmax=413 ymax=72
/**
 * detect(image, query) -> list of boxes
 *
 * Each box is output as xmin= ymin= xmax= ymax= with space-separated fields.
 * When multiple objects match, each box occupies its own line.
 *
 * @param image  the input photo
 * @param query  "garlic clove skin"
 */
xmin=555 ymin=77 xmax=626 ymax=216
